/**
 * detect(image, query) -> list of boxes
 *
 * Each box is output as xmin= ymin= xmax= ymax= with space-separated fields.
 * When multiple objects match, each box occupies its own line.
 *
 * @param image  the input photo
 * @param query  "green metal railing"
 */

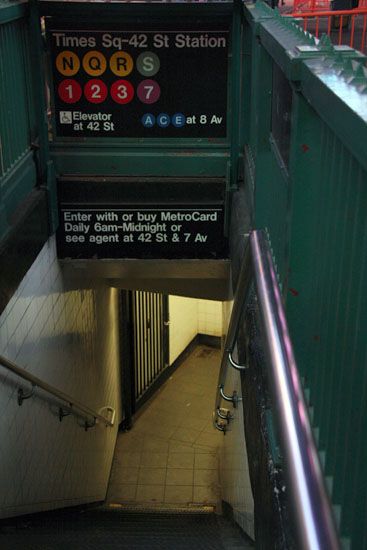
xmin=1 ymin=0 xmax=367 ymax=546
xmin=0 ymin=17 xmax=31 ymax=175
xmin=243 ymin=3 xmax=367 ymax=548
xmin=0 ymin=0 xmax=54 ymax=238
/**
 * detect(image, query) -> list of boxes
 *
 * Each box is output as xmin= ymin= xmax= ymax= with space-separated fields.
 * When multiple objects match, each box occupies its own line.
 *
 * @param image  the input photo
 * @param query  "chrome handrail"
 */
xmin=213 ymin=230 xmax=340 ymax=550
xmin=0 ymin=353 xmax=115 ymax=428
xmin=251 ymin=231 xmax=340 ymax=550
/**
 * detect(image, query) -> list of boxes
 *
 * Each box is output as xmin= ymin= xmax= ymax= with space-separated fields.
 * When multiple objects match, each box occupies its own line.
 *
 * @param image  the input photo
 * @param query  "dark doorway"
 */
xmin=119 ymin=290 xmax=169 ymax=429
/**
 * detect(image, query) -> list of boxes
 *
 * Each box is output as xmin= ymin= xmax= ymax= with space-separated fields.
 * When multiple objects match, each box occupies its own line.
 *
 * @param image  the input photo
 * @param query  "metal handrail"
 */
xmin=0 ymin=353 xmax=115 ymax=428
xmin=212 ymin=240 xmax=252 ymax=427
xmin=213 ymin=230 xmax=340 ymax=550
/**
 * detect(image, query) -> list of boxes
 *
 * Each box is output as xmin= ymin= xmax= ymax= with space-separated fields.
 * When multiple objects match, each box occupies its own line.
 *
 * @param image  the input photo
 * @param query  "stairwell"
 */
xmin=0 ymin=344 xmax=254 ymax=549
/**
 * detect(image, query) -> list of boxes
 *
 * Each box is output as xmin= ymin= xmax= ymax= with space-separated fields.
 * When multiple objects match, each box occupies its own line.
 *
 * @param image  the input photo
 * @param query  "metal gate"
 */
xmin=132 ymin=291 xmax=169 ymax=410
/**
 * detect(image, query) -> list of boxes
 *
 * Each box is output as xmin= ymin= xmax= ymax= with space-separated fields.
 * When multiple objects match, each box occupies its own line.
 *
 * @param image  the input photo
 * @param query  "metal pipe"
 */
xmin=250 ymin=230 xmax=340 ymax=550
xmin=225 ymin=240 xmax=253 ymax=353
xmin=0 ymin=354 xmax=115 ymax=428
xmin=213 ymin=239 xmax=252 ymax=429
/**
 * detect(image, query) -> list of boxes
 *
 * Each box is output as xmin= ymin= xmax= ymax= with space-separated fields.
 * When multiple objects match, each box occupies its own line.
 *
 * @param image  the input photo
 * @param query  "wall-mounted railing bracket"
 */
xmin=59 ymin=407 xmax=71 ymax=422
xmin=228 ymin=351 xmax=247 ymax=371
xmin=214 ymin=419 xmax=227 ymax=433
xmin=232 ymin=390 xmax=240 ymax=408
xmin=18 ymin=384 xmax=35 ymax=406
xmin=217 ymin=407 xmax=234 ymax=422
xmin=84 ymin=418 xmax=97 ymax=431
xmin=219 ymin=385 xmax=240 ymax=408
xmin=98 ymin=406 xmax=116 ymax=427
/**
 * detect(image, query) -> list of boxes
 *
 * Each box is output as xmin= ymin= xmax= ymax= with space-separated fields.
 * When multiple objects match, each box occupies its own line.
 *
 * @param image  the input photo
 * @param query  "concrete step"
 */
xmin=0 ymin=506 xmax=254 ymax=550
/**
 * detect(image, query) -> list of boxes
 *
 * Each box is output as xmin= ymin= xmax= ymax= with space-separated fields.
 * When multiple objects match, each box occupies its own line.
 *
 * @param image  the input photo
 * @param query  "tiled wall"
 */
xmin=169 ymin=297 xmax=253 ymax=537
xmin=168 ymin=296 xmax=198 ymax=365
xmin=197 ymin=299 xmax=222 ymax=337
xmin=168 ymin=297 xmax=223 ymax=365
xmin=0 ymin=237 xmax=121 ymax=519
xmin=219 ymin=302 xmax=254 ymax=540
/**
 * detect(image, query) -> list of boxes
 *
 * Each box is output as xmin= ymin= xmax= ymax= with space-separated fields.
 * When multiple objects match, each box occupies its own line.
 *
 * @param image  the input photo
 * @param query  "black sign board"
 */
xmin=46 ymin=19 xmax=229 ymax=139
xmin=56 ymin=178 xmax=228 ymax=259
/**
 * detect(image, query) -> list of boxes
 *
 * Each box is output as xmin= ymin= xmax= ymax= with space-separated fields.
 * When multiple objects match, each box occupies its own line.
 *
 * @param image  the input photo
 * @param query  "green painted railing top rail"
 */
xmin=242 ymin=2 xmax=367 ymax=549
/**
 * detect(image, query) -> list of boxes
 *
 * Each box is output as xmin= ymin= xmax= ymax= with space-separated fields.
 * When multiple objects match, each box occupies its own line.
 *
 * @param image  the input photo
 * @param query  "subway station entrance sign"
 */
xmin=56 ymin=178 xmax=228 ymax=259
xmin=46 ymin=19 xmax=229 ymax=139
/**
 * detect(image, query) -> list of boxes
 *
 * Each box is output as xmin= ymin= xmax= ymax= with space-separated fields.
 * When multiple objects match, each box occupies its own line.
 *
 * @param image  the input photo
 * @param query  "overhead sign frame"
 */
xmin=56 ymin=177 xmax=228 ymax=260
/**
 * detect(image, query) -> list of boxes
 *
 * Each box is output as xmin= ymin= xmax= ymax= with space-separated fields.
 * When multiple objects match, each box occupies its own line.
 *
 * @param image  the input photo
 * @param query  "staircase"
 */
xmin=0 ymin=506 xmax=254 ymax=549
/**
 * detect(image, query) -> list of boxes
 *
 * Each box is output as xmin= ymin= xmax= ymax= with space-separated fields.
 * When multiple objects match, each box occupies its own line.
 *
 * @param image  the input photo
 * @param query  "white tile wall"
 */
xmin=168 ymin=296 xmax=253 ymax=537
xmin=168 ymin=297 xmax=223 ymax=365
xmin=0 ymin=236 xmax=121 ymax=519
xmin=168 ymin=296 xmax=198 ymax=365
xmin=219 ymin=301 xmax=255 ymax=540
xmin=197 ymin=299 xmax=223 ymax=337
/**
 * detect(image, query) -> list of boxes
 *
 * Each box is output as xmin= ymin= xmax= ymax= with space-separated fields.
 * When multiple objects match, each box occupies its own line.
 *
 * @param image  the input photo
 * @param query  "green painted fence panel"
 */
xmin=0 ymin=0 xmax=53 ymax=238
xmin=0 ymin=14 xmax=33 ymax=168
xmin=244 ymin=3 xmax=367 ymax=548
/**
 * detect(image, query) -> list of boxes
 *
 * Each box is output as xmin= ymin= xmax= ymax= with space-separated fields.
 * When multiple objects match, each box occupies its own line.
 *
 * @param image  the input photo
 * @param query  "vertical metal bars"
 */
xmin=132 ymin=291 xmax=168 ymax=405
xmin=0 ymin=17 xmax=32 ymax=177
xmin=300 ymin=124 xmax=367 ymax=542
xmin=287 ymin=9 xmax=367 ymax=54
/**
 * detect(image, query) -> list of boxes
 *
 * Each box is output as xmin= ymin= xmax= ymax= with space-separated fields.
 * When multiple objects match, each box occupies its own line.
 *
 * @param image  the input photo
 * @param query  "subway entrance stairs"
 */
xmin=0 ymin=506 xmax=254 ymax=549
xmin=0 ymin=345 xmax=254 ymax=549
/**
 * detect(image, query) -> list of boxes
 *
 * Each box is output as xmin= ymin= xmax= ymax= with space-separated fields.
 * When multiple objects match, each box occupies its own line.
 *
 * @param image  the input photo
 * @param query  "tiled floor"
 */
xmin=107 ymin=345 xmax=223 ymax=507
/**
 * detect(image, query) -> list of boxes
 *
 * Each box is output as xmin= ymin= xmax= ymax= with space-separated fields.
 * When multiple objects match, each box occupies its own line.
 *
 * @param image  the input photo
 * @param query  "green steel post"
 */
xmin=240 ymin=15 xmax=252 ymax=147
xmin=29 ymin=0 xmax=57 ymax=231
xmin=229 ymin=0 xmax=243 ymax=191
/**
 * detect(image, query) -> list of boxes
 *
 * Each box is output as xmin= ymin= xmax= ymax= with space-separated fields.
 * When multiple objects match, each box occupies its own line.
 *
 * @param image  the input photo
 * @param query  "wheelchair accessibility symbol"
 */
xmin=60 ymin=111 xmax=73 ymax=124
